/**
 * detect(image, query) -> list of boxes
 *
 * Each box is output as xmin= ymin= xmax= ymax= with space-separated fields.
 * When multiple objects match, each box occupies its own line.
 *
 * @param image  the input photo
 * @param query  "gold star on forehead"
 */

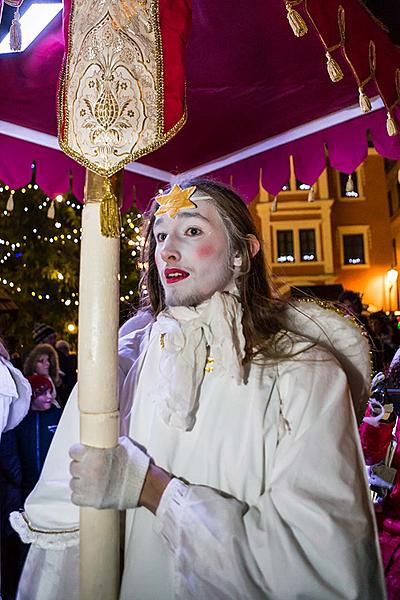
xmin=155 ymin=184 xmax=197 ymax=218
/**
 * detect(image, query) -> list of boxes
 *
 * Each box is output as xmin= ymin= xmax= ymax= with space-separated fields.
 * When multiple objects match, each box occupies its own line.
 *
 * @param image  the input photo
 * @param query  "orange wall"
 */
xmin=332 ymin=155 xmax=394 ymax=310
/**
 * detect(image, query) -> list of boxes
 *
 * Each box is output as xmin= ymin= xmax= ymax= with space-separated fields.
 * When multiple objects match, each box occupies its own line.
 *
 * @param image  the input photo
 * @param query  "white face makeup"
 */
xmin=153 ymin=199 xmax=234 ymax=307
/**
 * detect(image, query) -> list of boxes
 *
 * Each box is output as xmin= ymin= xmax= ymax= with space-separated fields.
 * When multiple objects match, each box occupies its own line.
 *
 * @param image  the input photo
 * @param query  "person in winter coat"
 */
xmin=23 ymin=344 xmax=66 ymax=410
xmin=15 ymin=374 xmax=62 ymax=501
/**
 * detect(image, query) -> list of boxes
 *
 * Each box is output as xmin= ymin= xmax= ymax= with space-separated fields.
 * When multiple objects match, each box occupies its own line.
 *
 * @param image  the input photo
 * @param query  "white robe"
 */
xmin=12 ymin=303 xmax=386 ymax=599
xmin=0 ymin=357 xmax=31 ymax=438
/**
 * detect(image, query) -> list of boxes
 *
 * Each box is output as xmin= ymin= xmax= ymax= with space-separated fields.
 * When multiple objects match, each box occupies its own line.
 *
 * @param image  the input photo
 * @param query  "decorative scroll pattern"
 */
xmin=58 ymin=0 xmax=186 ymax=177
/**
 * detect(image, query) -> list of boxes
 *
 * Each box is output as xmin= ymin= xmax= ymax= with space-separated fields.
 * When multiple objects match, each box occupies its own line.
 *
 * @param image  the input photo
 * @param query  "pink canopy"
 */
xmin=1 ymin=0 xmax=400 ymax=210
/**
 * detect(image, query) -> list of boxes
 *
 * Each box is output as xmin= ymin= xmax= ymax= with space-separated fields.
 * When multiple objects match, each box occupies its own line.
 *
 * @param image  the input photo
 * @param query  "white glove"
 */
xmin=69 ymin=436 xmax=150 ymax=510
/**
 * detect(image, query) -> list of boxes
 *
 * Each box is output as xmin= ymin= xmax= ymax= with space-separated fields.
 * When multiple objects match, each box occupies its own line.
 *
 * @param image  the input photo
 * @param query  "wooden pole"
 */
xmin=78 ymin=169 xmax=122 ymax=600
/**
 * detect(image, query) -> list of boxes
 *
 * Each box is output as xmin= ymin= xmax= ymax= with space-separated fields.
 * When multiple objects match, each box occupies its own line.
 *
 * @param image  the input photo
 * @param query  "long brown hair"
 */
xmin=139 ymin=178 xmax=289 ymax=363
xmin=23 ymin=343 xmax=62 ymax=386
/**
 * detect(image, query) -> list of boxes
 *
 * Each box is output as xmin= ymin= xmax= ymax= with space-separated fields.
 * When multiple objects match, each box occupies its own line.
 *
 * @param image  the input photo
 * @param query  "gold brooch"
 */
xmin=204 ymin=356 xmax=215 ymax=373
xmin=155 ymin=184 xmax=197 ymax=219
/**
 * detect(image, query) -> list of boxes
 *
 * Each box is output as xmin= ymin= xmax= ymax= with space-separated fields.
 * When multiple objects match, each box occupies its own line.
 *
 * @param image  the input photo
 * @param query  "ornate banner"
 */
xmin=58 ymin=0 xmax=192 ymax=178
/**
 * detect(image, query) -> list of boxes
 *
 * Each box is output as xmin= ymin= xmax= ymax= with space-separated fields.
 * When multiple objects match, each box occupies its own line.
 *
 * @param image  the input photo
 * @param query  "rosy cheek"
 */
xmin=196 ymin=244 xmax=217 ymax=259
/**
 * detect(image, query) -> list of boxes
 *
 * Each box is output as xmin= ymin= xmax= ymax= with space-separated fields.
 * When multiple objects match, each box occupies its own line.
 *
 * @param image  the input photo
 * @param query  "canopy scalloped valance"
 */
xmin=0 ymin=0 xmax=399 ymax=210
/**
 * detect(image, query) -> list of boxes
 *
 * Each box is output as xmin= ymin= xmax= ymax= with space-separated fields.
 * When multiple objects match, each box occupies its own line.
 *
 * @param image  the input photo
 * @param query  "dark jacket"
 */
xmin=15 ymin=405 xmax=62 ymax=501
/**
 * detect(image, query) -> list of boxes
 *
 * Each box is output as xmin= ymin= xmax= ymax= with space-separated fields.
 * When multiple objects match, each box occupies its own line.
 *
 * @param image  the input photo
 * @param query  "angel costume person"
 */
xmin=12 ymin=181 xmax=385 ymax=599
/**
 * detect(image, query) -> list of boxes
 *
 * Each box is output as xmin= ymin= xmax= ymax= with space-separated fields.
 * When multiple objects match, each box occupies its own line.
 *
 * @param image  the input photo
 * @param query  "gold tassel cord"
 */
xmin=397 ymin=168 xmax=400 ymax=185
xmin=325 ymin=52 xmax=344 ymax=83
xmin=358 ymin=88 xmax=372 ymax=113
xmin=345 ymin=174 xmax=354 ymax=194
xmin=47 ymin=201 xmax=55 ymax=219
xmin=100 ymin=178 xmax=121 ymax=238
xmin=9 ymin=7 xmax=22 ymax=51
xmin=271 ymin=197 xmax=278 ymax=213
xmin=285 ymin=3 xmax=308 ymax=37
xmin=307 ymin=186 xmax=315 ymax=202
xmin=6 ymin=193 xmax=14 ymax=212
xmin=386 ymin=112 xmax=398 ymax=137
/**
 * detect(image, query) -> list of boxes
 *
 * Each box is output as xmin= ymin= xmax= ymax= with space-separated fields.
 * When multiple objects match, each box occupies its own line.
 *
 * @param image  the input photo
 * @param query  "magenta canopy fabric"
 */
xmin=1 ymin=1 xmax=400 ymax=210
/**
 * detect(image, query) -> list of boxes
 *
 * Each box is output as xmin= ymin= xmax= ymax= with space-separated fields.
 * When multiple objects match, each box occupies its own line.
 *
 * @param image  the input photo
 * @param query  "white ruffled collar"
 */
xmin=150 ymin=291 xmax=246 ymax=431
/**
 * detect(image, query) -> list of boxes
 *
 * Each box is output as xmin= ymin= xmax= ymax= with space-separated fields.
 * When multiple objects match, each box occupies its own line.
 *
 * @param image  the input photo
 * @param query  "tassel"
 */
xmin=307 ymin=186 xmax=315 ymax=202
xmin=397 ymin=168 xmax=400 ymax=185
xmin=100 ymin=178 xmax=121 ymax=238
xmin=358 ymin=88 xmax=371 ymax=113
xmin=325 ymin=52 xmax=343 ymax=83
xmin=345 ymin=174 xmax=354 ymax=194
xmin=47 ymin=201 xmax=55 ymax=219
xmin=9 ymin=8 xmax=22 ymax=52
xmin=6 ymin=193 xmax=14 ymax=212
xmin=386 ymin=112 xmax=398 ymax=137
xmin=285 ymin=4 xmax=308 ymax=37
xmin=271 ymin=197 xmax=278 ymax=213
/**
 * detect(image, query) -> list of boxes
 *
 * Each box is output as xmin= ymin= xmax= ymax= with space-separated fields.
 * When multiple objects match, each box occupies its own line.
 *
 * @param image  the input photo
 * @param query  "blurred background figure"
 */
xmin=33 ymin=323 xmax=76 ymax=401
xmin=0 ymin=338 xmax=31 ymax=600
xmin=55 ymin=339 xmax=77 ymax=398
xmin=360 ymin=350 xmax=400 ymax=600
xmin=14 ymin=374 xmax=62 ymax=502
xmin=23 ymin=343 xmax=66 ymax=409
xmin=338 ymin=289 xmax=370 ymax=329
xmin=368 ymin=311 xmax=397 ymax=372
xmin=1 ymin=374 xmax=62 ymax=600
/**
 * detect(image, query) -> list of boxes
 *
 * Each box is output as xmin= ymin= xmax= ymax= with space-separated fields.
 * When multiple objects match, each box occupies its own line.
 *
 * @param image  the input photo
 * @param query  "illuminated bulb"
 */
xmin=65 ymin=299 xmax=71 ymax=306
xmin=21 ymin=188 xmax=26 ymax=193
xmin=55 ymin=222 xmax=61 ymax=229
xmin=55 ymin=195 xmax=63 ymax=202
xmin=57 ymin=272 xmax=64 ymax=280
xmin=31 ymin=291 xmax=35 ymax=297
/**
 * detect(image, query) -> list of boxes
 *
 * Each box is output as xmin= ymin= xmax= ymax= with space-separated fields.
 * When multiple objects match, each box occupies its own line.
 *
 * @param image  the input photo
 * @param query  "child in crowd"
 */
xmin=15 ymin=374 xmax=62 ymax=501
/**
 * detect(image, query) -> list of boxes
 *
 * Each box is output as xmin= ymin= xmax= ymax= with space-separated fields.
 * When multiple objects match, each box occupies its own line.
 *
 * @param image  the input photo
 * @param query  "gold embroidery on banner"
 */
xmin=58 ymin=0 xmax=187 ymax=178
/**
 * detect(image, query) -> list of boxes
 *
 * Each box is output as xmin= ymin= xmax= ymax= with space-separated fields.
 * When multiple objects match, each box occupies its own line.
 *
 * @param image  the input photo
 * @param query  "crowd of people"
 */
xmin=0 ymin=325 xmax=77 ymax=600
xmin=2 ymin=180 xmax=400 ymax=599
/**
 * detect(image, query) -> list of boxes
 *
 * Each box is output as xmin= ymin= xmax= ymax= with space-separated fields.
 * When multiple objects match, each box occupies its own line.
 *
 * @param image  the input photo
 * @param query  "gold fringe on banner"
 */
xmin=285 ymin=2 xmax=308 ymax=37
xmin=100 ymin=178 xmax=121 ymax=238
xmin=386 ymin=112 xmax=398 ymax=137
xmin=6 ymin=193 xmax=14 ymax=212
xmin=326 ymin=51 xmax=343 ymax=82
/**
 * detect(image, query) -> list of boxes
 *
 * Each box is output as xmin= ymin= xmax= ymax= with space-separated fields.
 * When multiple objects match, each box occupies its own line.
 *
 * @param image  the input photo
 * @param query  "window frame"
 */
xmin=271 ymin=221 xmax=322 ymax=266
xmin=336 ymin=166 xmax=366 ymax=202
xmin=337 ymin=225 xmax=370 ymax=269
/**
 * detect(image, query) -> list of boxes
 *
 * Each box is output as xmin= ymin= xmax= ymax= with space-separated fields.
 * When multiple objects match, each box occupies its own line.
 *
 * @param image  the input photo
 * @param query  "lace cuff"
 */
xmin=10 ymin=511 xmax=79 ymax=549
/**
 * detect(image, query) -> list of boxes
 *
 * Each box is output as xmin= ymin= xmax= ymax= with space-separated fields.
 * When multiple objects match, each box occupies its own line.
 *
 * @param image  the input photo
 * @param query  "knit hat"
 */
xmin=32 ymin=323 xmax=56 ymax=344
xmin=28 ymin=374 xmax=53 ymax=399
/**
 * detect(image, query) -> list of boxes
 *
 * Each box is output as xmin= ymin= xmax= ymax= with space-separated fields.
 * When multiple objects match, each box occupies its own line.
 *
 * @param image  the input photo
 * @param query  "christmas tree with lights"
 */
xmin=0 ymin=164 xmax=142 ymax=352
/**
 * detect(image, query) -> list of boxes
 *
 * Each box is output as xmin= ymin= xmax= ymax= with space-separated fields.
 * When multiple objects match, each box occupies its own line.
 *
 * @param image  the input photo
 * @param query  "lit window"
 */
xmin=339 ymin=172 xmax=360 ymax=198
xmin=277 ymin=230 xmax=295 ymax=263
xmin=299 ymin=229 xmax=317 ymax=261
xmin=343 ymin=234 xmax=365 ymax=265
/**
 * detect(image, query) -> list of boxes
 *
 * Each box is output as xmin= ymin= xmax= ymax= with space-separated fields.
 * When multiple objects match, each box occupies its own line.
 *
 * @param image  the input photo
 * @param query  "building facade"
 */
xmin=251 ymin=151 xmax=398 ymax=311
